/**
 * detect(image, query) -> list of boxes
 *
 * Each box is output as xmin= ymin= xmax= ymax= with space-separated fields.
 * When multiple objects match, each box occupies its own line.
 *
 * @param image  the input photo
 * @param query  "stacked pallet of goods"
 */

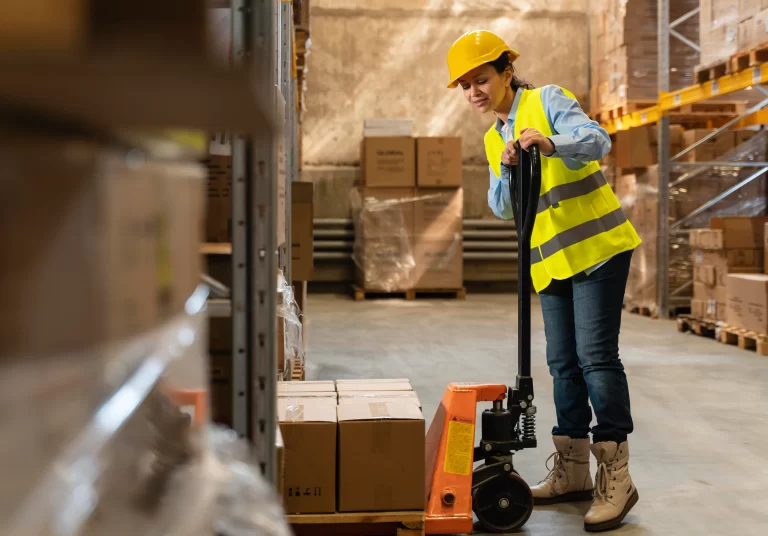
xmin=352 ymin=120 xmax=465 ymax=299
xmin=679 ymin=218 xmax=768 ymax=356
xmin=278 ymin=379 xmax=426 ymax=534
xmin=589 ymin=0 xmax=699 ymax=117
xmin=697 ymin=0 xmax=768 ymax=80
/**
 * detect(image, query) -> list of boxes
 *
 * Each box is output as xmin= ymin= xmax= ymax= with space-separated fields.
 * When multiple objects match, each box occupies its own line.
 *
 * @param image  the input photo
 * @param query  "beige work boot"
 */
xmin=530 ymin=436 xmax=593 ymax=505
xmin=584 ymin=441 xmax=639 ymax=532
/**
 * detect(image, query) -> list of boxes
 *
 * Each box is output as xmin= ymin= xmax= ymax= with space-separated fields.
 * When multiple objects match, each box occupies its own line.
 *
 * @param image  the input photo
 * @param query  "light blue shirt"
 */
xmin=487 ymin=85 xmax=613 ymax=276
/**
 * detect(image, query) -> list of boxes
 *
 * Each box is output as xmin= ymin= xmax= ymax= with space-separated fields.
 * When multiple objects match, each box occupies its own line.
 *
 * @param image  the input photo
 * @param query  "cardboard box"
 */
xmin=614 ymin=127 xmax=654 ymax=168
xmin=414 ymin=188 xmax=463 ymax=238
xmin=291 ymin=181 xmax=314 ymax=281
xmin=337 ymin=401 xmax=426 ymax=512
xmin=413 ymin=239 xmax=464 ymax=289
xmin=279 ymin=399 xmax=337 ymax=513
xmin=162 ymin=166 xmax=206 ymax=315
xmin=0 ymin=135 xmax=208 ymax=356
xmin=357 ymin=187 xmax=415 ymax=238
xmin=739 ymin=17 xmax=756 ymax=48
xmin=682 ymin=130 xmax=735 ymax=162
xmin=416 ymin=137 xmax=462 ymax=187
xmin=727 ymin=273 xmax=768 ymax=333
xmin=711 ymin=217 xmax=768 ymax=249
xmin=764 ymin=222 xmax=768 ymax=274
xmin=364 ymin=119 xmax=413 ymax=137
xmin=204 ymin=154 xmax=232 ymax=242
xmin=753 ymin=8 xmax=768 ymax=44
xmin=689 ymin=229 xmax=724 ymax=250
xmin=361 ymin=137 xmax=416 ymax=187
xmin=741 ymin=0 xmax=763 ymax=19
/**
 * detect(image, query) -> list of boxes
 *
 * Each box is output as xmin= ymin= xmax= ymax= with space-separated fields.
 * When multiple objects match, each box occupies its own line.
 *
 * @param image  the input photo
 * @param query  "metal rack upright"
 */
xmin=225 ymin=0 xmax=299 ymax=483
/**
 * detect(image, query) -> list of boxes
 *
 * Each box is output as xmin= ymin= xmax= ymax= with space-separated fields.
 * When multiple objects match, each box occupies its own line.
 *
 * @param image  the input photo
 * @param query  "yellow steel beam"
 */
xmin=602 ymin=105 xmax=662 ymax=135
xmin=659 ymin=63 xmax=768 ymax=110
xmin=600 ymin=63 xmax=768 ymax=133
xmin=734 ymin=109 xmax=768 ymax=128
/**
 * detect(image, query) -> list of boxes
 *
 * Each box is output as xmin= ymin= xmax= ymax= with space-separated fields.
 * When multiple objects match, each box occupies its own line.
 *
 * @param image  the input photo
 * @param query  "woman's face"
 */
xmin=458 ymin=64 xmax=510 ymax=114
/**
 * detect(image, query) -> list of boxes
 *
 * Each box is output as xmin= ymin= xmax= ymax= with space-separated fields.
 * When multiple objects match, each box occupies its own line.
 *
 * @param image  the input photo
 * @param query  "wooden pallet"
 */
xmin=667 ymin=101 xmax=747 ymax=115
xmin=597 ymin=101 xmax=656 ymax=123
xmin=287 ymin=511 xmax=425 ymax=536
xmin=676 ymin=315 xmax=718 ymax=338
xmin=694 ymin=59 xmax=729 ymax=84
xmin=623 ymin=303 xmax=658 ymax=319
xmin=717 ymin=324 xmax=768 ymax=355
xmin=351 ymin=286 xmax=466 ymax=301
xmin=291 ymin=359 xmax=305 ymax=381
xmin=730 ymin=40 xmax=768 ymax=74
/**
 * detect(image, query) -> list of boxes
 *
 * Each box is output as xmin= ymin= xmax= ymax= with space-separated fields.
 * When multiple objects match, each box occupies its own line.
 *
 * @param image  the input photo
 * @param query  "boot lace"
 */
xmin=539 ymin=452 xmax=565 ymax=485
xmin=594 ymin=461 xmax=615 ymax=501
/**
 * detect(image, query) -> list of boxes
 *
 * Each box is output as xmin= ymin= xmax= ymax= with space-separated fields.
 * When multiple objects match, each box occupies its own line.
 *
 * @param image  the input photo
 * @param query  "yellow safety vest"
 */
xmin=484 ymin=87 xmax=642 ymax=293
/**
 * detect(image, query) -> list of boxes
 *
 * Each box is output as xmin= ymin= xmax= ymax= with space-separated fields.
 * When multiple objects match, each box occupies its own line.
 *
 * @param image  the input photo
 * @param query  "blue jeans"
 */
xmin=539 ymin=249 xmax=634 ymax=444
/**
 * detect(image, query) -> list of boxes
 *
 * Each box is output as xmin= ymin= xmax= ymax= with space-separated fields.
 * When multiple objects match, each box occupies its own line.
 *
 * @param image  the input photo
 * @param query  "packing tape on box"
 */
xmin=369 ymin=402 xmax=390 ymax=419
xmin=284 ymin=404 xmax=305 ymax=422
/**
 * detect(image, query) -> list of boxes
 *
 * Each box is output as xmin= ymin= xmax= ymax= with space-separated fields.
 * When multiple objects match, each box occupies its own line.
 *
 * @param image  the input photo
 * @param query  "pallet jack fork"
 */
xmin=425 ymin=144 xmax=542 ymax=534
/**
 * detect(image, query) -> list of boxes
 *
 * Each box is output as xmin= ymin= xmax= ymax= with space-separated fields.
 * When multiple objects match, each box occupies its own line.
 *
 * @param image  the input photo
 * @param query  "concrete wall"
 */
xmin=302 ymin=0 xmax=589 ymax=219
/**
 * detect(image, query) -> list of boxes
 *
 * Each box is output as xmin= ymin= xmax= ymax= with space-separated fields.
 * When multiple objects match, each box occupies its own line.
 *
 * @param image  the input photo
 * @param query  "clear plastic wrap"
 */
xmin=618 ymin=130 xmax=768 ymax=314
xmin=277 ymin=270 xmax=305 ymax=378
xmin=350 ymin=187 xmax=463 ymax=292
xmin=2 ymin=287 xmax=293 ymax=536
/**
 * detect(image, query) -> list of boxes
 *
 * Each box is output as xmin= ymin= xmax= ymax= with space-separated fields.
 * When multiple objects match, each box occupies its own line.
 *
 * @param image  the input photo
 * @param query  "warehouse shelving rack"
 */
xmin=205 ymin=0 xmax=300 ymax=484
xmin=597 ymin=1 xmax=768 ymax=317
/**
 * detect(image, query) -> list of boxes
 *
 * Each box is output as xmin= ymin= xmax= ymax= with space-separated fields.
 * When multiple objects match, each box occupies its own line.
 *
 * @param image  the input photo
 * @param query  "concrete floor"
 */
xmin=304 ymin=293 xmax=768 ymax=535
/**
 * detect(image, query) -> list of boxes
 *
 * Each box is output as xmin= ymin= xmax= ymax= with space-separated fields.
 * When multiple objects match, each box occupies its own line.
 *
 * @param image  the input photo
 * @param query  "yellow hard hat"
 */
xmin=446 ymin=30 xmax=519 ymax=89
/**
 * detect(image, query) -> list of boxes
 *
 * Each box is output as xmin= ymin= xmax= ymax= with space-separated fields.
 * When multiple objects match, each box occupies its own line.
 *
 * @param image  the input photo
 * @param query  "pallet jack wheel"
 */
xmin=472 ymin=471 xmax=533 ymax=533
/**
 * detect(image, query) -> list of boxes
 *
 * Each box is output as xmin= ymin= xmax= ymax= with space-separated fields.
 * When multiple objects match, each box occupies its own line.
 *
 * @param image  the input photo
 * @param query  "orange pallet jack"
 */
xmin=425 ymin=144 xmax=541 ymax=534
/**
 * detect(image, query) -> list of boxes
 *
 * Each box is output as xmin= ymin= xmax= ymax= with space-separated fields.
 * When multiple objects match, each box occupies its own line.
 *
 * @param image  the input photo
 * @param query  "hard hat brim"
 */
xmin=446 ymin=48 xmax=520 ymax=89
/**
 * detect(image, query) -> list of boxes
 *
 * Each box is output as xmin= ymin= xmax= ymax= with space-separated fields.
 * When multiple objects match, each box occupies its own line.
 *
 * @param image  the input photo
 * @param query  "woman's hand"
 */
xmin=519 ymin=127 xmax=555 ymax=156
xmin=502 ymin=141 xmax=519 ymax=166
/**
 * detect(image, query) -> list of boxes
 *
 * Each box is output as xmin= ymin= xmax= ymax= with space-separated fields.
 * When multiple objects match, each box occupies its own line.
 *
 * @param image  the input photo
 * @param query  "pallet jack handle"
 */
xmin=505 ymin=143 xmax=541 ymax=400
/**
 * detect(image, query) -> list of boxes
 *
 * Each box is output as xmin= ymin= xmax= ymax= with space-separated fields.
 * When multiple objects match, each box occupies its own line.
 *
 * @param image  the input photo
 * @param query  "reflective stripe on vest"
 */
xmin=536 ymin=170 xmax=607 ymax=214
xmin=530 ymin=207 xmax=628 ymax=264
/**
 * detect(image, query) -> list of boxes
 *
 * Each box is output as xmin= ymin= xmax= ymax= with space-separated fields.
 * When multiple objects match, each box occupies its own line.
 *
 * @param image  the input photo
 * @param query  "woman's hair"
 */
xmin=489 ymin=52 xmax=535 ymax=91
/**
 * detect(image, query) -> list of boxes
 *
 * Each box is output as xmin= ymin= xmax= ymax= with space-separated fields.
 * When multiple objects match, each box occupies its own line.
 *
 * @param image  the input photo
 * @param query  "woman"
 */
xmin=446 ymin=30 xmax=642 ymax=532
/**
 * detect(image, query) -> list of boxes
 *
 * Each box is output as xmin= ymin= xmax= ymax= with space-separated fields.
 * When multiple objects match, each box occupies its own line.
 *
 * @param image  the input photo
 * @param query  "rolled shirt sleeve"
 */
xmin=541 ymin=85 xmax=612 ymax=163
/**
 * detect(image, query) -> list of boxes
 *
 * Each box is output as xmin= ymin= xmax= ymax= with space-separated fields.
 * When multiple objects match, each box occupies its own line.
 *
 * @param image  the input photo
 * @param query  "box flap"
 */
xmin=277 ymin=381 xmax=335 ymax=393
xmin=336 ymin=381 xmax=412 ymax=392
xmin=278 ymin=399 xmax=338 ymax=423
xmin=337 ymin=400 xmax=424 ymax=422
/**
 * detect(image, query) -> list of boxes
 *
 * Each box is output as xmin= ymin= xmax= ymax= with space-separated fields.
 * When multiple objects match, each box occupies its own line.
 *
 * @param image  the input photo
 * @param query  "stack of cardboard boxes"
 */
xmin=725 ymin=221 xmax=768 ymax=333
xmin=355 ymin=124 xmax=464 ymax=292
xmin=690 ymin=218 xmax=768 ymax=321
xmin=700 ymin=0 xmax=768 ymax=66
xmin=616 ymin=130 xmax=767 ymax=313
xmin=277 ymin=379 xmax=425 ymax=514
xmin=589 ymin=0 xmax=699 ymax=113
